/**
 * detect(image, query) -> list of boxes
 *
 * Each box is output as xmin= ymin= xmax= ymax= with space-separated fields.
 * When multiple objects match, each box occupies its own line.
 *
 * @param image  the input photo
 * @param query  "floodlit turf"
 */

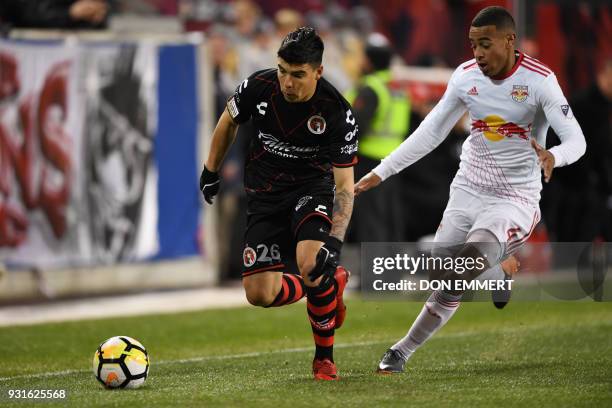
xmin=0 ymin=298 xmax=611 ymax=407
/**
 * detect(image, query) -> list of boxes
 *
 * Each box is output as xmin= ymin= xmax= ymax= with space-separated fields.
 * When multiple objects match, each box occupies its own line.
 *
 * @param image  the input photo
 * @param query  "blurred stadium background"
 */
xmin=0 ymin=0 xmax=610 ymax=319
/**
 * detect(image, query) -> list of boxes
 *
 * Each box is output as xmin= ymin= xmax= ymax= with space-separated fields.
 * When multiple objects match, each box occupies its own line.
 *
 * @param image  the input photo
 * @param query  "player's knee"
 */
xmin=296 ymin=240 xmax=323 ymax=284
xmin=245 ymin=289 xmax=275 ymax=307
xmin=453 ymin=242 xmax=493 ymax=281
xmin=243 ymin=283 xmax=276 ymax=307
xmin=465 ymin=229 xmax=503 ymax=267
xmin=297 ymin=257 xmax=316 ymax=280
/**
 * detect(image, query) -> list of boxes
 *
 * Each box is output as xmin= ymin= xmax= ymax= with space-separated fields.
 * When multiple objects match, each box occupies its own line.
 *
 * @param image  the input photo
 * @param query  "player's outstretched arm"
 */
xmin=531 ymin=139 xmax=555 ymax=183
xmin=538 ymin=74 xmax=586 ymax=171
xmin=372 ymin=69 xmax=467 ymax=182
xmin=200 ymin=109 xmax=239 ymax=204
xmin=354 ymin=171 xmax=382 ymax=196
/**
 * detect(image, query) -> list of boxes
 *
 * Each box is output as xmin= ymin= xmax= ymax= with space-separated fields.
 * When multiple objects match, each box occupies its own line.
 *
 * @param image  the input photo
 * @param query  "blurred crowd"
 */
xmin=0 ymin=0 xmax=609 ymax=279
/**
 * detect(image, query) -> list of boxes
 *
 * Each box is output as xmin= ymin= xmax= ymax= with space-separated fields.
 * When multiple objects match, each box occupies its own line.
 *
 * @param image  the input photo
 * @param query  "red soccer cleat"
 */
xmin=313 ymin=358 xmax=338 ymax=381
xmin=334 ymin=266 xmax=350 ymax=329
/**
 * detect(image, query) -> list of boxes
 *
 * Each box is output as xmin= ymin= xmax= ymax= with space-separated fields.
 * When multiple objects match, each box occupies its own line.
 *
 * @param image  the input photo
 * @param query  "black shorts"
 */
xmin=242 ymin=185 xmax=334 ymax=277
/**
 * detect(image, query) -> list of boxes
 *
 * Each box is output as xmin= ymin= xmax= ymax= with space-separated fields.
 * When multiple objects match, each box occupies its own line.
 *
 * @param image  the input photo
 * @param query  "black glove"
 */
xmin=200 ymin=166 xmax=220 ymax=204
xmin=309 ymin=236 xmax=343 ymax=281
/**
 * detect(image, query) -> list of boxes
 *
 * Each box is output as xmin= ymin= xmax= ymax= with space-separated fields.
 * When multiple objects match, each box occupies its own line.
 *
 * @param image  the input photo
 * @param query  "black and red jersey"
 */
xmin=226 ymin=68 xmax=358 ymax=202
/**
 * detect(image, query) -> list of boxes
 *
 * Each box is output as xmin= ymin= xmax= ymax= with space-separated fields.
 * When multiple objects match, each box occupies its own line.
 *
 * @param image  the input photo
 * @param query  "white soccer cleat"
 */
xmin=376 ymin=349 xmax=407 ymax=374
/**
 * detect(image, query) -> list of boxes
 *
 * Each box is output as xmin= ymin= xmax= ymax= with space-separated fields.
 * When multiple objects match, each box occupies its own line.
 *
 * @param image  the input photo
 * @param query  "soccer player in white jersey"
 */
xmin=354 ymin=6 xmax=586 ymax=373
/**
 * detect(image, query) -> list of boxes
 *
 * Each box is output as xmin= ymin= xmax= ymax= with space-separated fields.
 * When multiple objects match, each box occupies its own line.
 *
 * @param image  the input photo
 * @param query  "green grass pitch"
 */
xmin=0 ymin=299 xmax=611 ymax=407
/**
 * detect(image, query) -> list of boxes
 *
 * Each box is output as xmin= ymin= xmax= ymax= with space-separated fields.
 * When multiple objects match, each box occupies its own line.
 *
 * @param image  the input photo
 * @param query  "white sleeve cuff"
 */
xmin=372 ymin=162 xmax=395 ymax=181
xmin=548 ymin=147 xmax=565 ymax=168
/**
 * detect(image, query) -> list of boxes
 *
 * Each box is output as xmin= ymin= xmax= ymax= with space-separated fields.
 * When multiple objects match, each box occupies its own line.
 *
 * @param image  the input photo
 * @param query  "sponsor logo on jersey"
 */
xmin=227 ymin=96 xmax=240 ymax=119
xmin=560 ymin=104 xmax=573 ymax=119
xmin=295 ymin=195 xmax=312 ymax=211
xmin=243 ymin=246 xmax=257 ymax=267
xmin=467 ymin=86 xmax=478 ymax=96
xmin=510 ymin=85 xmax=529 ymax=103
xmin=341 ymin=141 xmax=358 ymax=155
xmin=307 ymin=115 xmax=326 ymax=134
xmin=345 ymin=109 xmax=355 ymax=125
xmin=345 ymin=125 xmax=358 ymax=141
xmin=472 ymin=115 xmax=531 ymax=142
xmin=257 ymin=101 xmax=268 ymax=115
xmin=315 ymin=204 xmax=327 ymax=215
xmin=257 ymin=131 xmax=319 ymax=159
xmin=238 ymin=78 xmax=248 ymax=93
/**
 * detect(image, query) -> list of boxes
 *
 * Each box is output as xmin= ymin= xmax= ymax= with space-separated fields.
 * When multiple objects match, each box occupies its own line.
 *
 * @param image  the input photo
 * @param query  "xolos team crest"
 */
xmin=307 ymin=115 xmax=326 ymax=134
xmin=510 ymin=85 xmax=529 ymax=103
xmin=243 ymin=246 xmax=257 ymax=267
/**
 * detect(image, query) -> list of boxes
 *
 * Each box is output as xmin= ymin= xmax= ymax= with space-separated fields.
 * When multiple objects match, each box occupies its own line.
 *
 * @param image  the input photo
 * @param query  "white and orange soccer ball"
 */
xmin=93 ymin=336 xmax=149 ymax=389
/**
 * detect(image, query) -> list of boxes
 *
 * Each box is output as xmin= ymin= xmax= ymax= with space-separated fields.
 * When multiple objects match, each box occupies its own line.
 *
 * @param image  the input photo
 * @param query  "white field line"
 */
xmin=1 ymin=320 xmax=609 ymax=383
xmin=0 ymin=335 xmax=457 ymax=383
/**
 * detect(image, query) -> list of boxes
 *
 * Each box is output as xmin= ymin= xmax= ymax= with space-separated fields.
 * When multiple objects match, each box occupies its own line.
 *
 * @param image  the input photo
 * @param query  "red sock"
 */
xmin=267 ymin=274 xmax=305 ymax=307
xmin=306 ymin=277 xmax=337 ymax=361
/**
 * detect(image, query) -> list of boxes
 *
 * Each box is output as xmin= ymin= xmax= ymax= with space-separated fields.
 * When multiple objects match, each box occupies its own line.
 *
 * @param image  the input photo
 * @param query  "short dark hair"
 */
xmin=366 ymin=45 xmax=392 ymax=71
xmin=365 ymin=33 xmax=393 ymax=71
xmin=471 ymin=6 xmax=515 ymax=32
xmin=277 ymin=26 xmax=324 ymax=66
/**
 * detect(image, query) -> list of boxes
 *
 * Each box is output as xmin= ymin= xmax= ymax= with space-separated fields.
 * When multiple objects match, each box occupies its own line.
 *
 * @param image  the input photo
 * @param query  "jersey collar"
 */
xmin=490 ymin=50 xmax=523 ymax=80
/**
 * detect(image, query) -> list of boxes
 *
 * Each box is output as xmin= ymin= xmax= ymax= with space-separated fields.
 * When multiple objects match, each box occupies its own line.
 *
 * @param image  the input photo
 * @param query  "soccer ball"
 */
xmin=93 ymin=336 xmax=149 ymax=389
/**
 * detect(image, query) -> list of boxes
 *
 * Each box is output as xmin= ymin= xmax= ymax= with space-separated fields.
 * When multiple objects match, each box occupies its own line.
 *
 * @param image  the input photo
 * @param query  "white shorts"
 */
xmin=434 ymin=187 xmax=540 ymax=260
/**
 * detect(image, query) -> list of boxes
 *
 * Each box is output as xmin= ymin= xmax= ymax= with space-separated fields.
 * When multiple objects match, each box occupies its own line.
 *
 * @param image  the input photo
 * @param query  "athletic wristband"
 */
xmin=202 ymin=166 xmax=218 ymax=179
xmin=325 ymin=236 xmax=343 ymax=253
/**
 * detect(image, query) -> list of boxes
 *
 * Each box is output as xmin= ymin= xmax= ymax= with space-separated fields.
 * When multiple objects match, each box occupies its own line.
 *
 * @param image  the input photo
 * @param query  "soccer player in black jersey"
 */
xmin=199 ymin=27 xmax=358 ymax=381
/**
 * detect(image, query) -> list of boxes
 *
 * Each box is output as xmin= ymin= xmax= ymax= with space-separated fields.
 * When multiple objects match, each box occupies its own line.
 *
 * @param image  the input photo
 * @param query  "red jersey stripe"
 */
xmin=522 ymin=59 xmax=552 ymax=75
xmin=523 ymin=55 xmax=552 ymax=72
xmin=463 ymin=61 xmax=478 ymax=70
xmin=521 ymin=63 xmax=549 ymax=77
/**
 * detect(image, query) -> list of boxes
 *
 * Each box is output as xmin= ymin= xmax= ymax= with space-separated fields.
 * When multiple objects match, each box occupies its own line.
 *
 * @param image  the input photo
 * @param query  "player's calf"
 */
xmin=243 ymin=271 xmax=306 ymax=307
xmin=267 ymin=274 xmax=305 ymax=307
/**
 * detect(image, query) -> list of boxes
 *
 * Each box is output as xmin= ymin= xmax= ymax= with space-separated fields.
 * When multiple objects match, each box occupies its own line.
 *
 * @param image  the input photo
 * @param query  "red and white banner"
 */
xmin=0 ymin=41 xmax=158 ymax=269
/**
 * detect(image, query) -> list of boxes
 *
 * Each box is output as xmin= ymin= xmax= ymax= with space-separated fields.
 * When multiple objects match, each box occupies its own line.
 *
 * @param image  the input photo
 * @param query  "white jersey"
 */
xmin=374 ymin=52 xmax=586 ymax=207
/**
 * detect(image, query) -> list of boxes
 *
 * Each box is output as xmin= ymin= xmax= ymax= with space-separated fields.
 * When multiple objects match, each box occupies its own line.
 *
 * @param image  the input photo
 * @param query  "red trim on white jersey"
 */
xmin=463 ymin=61 xmax=478 ymax=70
xmin=491 ymin=52 xmax=524 ymax=80
xmin=523 ymin=55 xmax=552 ymax=73
xmin=506 ymin=211 xmax=540 ymax=254
xmin=520 ymin=61 xmax=550 ymax=77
